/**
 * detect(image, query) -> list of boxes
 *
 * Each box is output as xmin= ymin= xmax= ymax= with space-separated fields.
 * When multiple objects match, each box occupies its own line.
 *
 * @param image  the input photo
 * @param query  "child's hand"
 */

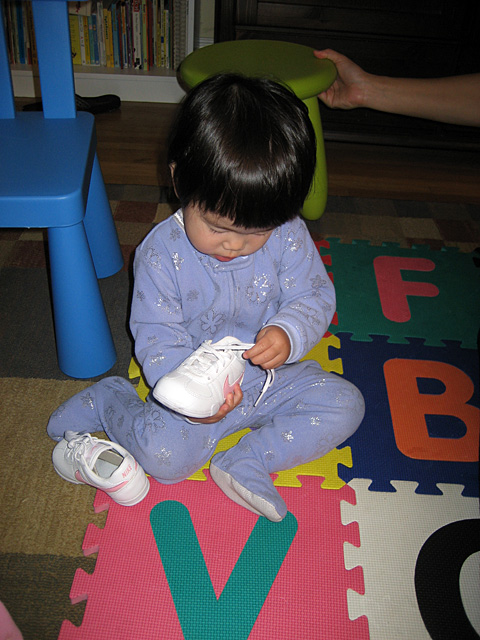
xmin=187 ymin=383 xmax=243 ymax=424
xmin=243 ymin=326 xmax=290 ymax=370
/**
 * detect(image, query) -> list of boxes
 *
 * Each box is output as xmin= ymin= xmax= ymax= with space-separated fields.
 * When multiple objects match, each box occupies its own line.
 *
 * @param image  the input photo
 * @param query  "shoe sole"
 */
xmin=210 ymin=463 xmax=284 ymax=522
xmin=152 ymin=390 xmax=221 ymax=419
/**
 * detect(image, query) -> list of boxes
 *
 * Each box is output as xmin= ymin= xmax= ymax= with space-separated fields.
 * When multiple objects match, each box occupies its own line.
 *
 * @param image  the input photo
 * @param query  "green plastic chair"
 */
xmin=180 ymin=40 xmax=337 ymax=220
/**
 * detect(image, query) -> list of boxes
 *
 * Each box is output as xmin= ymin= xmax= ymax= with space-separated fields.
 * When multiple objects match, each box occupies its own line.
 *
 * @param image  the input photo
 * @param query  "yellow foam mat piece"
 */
xmin=128 ymin=357 xmax=150 ymax=402
xmin=273 ymin=447 xmax=352 ymax=489
xmin=302 ymin=333 xmax=343 ymax=374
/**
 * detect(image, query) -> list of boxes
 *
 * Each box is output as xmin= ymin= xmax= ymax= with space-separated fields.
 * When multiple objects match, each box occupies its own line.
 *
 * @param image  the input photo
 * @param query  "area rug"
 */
xmin=0 ymin=200 xmax=479 ymax=640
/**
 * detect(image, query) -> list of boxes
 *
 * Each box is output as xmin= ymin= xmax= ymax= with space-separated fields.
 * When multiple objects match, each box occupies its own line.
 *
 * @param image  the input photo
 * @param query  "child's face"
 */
xmin=183 ymin=203 xmax=274 ymax=262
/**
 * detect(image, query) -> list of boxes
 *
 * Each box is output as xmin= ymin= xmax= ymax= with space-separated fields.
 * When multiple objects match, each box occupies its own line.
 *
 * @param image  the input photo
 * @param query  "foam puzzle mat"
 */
xmin=59 ymin=239 xmax=480 ymax=639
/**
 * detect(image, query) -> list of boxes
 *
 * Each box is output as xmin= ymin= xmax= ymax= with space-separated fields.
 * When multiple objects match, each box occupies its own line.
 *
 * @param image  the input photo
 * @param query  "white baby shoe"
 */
xmin=153 ymin=337 xmax=252 ymax=418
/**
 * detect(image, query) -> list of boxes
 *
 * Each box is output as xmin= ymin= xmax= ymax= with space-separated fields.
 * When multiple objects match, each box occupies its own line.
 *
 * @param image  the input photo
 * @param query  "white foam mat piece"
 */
xmin=341 ymin=479 xmax=479 ymax=639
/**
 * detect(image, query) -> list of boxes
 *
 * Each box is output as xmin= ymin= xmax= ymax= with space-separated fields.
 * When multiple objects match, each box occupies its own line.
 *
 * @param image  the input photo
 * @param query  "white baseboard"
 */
xmin=12 ymin=65 xmax=187 ymax=103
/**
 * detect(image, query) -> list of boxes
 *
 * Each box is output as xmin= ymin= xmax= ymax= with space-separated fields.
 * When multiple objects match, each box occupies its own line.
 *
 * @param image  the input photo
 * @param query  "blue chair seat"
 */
xmin=0 ymin=112 xmax=95 ymax=226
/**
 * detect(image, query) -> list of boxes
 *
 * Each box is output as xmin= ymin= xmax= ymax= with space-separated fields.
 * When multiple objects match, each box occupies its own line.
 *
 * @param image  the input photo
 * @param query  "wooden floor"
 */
xmin=93 ymin=101 xmax=480 ymax=204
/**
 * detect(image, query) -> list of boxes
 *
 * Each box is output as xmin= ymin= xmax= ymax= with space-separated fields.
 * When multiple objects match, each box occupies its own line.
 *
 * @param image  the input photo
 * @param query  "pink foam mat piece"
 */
xmin=58 ymin=475 xmax=368 ymax=639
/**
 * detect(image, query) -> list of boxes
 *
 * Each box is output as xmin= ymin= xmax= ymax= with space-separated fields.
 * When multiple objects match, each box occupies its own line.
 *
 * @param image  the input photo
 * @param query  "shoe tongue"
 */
xmin=84 ymin=441 xmax=116 ymax=466
xmin=192 ymin=352 xmax=217 ymax=370
xmin=86 ymin=442 xmax=126 ymax=479
xmin=189 ymin=350 xmax=224 ymax=376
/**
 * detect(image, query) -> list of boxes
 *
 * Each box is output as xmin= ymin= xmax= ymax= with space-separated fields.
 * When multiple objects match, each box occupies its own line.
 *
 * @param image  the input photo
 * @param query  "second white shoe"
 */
xmin=52 ymin=431 xmax=150 ymax=506
xmin=153 ymin=337 xmax=252 ymax=418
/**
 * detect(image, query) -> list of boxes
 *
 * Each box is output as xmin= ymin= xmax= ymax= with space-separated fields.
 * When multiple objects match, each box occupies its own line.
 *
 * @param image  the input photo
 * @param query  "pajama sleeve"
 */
xmin=129 ymin=233 xmax=194 ymax=389
xmin=265 ymin=218 xmax=336 ymax=363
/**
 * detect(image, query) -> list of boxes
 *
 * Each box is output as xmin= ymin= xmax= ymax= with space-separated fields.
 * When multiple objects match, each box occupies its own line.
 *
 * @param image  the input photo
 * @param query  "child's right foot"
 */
xmin=52 ymin=431 xmax=150 ymax=506
xmin=210 ymin=449 xmax=287 ymax=522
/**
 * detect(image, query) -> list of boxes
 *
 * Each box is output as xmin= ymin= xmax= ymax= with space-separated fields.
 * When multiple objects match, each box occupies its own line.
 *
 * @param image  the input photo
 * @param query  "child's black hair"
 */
xmin=168 ymin=73 xmax=316 ymax=228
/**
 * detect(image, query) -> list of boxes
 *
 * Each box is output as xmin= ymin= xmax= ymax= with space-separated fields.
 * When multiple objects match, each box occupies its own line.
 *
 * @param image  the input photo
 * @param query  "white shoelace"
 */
xmin=254 ymin=367 xmax=275 ymax=407
xmin=65 ymin=433 xmax=97 ymax=462
xmin=197 ymin=340 xmax=275 ymax=407
xmin=65 ymin=433 xmax=122 ymax=478
xmin=187 ymin=341 xmax=239 ymax=378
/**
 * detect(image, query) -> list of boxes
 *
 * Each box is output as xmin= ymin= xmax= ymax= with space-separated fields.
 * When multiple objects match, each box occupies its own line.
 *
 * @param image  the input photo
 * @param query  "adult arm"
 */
xmin=314 ymin=49 xmax=480 ymax=127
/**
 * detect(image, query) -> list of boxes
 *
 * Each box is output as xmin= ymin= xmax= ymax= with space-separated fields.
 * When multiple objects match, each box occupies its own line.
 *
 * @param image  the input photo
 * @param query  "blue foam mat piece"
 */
xmin=336 ymin=333 xmax=479 ymax=497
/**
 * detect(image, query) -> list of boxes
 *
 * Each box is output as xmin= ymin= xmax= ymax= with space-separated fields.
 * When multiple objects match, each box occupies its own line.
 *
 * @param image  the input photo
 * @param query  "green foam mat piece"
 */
xmin=326 ymin=239 xmax=479 ymax=348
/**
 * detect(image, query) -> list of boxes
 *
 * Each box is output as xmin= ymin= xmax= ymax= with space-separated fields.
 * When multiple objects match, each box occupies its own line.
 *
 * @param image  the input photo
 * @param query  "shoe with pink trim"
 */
xmin=52 ymin=431 xmax=149 ymax=506
xmin=153 ymin=337 xmax=250 ymax=419
xmin=152 ymin=336 xmax=275 ymax=419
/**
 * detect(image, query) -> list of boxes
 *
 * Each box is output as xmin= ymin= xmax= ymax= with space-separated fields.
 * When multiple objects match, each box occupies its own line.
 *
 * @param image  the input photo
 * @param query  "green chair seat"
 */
xmin=180 ymin=40 xmax=337 ymax=220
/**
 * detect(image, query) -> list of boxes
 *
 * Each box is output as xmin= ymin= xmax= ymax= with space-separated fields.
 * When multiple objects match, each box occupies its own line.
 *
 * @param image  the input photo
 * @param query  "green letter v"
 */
xmin=150 ymin=500 xmax=298 ymax=639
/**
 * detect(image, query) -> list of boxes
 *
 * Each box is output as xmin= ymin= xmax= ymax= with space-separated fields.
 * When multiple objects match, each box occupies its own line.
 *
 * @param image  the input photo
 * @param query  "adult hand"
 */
xmin=314 ymin=48 xmax=369 ymax=110
xmin=314 ymin=49 xmax=480 ymax=126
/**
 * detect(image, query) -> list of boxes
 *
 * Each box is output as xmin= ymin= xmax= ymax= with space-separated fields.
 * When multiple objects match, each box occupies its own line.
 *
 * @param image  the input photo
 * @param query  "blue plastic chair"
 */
xmin=0 ymin=0 xmax=123 ymax=378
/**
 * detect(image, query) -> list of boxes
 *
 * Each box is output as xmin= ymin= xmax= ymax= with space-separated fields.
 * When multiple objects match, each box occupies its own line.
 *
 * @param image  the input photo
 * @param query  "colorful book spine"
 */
xmin=141 ymin=0 xmax=149 ymax=70
xmin=69 ymin=14 xmax=82 ymax=65
xmin=119 ymin=2 xmax=126 ymax=69
xmin=83 ymin=16 xmax=91 ymax=64
xmin=96 ymin=1 xmax=107 ymax=67
xmin=132 ymin=0 xmax=142 ymax=69
xmin=90 ymin=15 xmax=100 ymax=65
xmin=4 ymin=0 xmax=195 ymax=72
xmin=21 ymin=1 xmax=31 ymax=64
xmin=163 ymin=6 xmax=170 ymax=69
xmin=78 ymin=16 xmax=87 ymax=65
xmin=104 ymin=6 xmax=114 ymax=68
xmin=111 ymin=2 xmax=120 ymax=67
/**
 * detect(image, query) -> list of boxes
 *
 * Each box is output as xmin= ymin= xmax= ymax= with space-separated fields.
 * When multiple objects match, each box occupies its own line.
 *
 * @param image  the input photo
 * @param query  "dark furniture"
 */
xmin=215 ymin=1 xmax=480 ymax=149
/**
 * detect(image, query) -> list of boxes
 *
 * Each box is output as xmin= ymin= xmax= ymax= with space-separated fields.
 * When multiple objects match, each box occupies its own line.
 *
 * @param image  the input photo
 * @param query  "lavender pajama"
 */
xmin=48 ymin=210 xmax=364 ymax=508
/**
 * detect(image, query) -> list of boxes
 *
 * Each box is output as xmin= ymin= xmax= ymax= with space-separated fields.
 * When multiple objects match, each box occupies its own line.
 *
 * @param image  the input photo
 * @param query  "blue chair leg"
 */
xmin=48 ymin=222 xmax=117 ymax=378
xmin=84 ymin=154 xmax=124 ymax=279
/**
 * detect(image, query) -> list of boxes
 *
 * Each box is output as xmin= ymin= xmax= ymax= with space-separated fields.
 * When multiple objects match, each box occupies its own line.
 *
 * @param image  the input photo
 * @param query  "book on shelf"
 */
xmin=4 ymin=0 xmax=195 ymax=72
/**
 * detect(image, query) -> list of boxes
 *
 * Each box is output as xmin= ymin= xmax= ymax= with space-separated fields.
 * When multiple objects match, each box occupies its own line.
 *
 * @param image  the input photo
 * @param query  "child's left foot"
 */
xmin=52 ymin=431 xmax=150 ymax=506
xmin=210 ymin=449 xmax=287 ymax=522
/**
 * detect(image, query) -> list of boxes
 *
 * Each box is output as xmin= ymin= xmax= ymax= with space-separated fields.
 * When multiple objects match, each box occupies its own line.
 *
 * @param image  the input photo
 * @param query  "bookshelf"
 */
xmin=6 ymin=0 xmax=198 ymax=103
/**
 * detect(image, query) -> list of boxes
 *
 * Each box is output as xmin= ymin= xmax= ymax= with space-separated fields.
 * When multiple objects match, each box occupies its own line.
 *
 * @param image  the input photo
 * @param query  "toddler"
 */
xmin=48 ymin=74 xmax=365 ymax=521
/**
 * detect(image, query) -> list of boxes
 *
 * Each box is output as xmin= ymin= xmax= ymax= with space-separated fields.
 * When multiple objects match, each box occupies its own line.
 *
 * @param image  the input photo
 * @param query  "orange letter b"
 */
xmin=384 ymin=359 xmax=479 ymax=462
